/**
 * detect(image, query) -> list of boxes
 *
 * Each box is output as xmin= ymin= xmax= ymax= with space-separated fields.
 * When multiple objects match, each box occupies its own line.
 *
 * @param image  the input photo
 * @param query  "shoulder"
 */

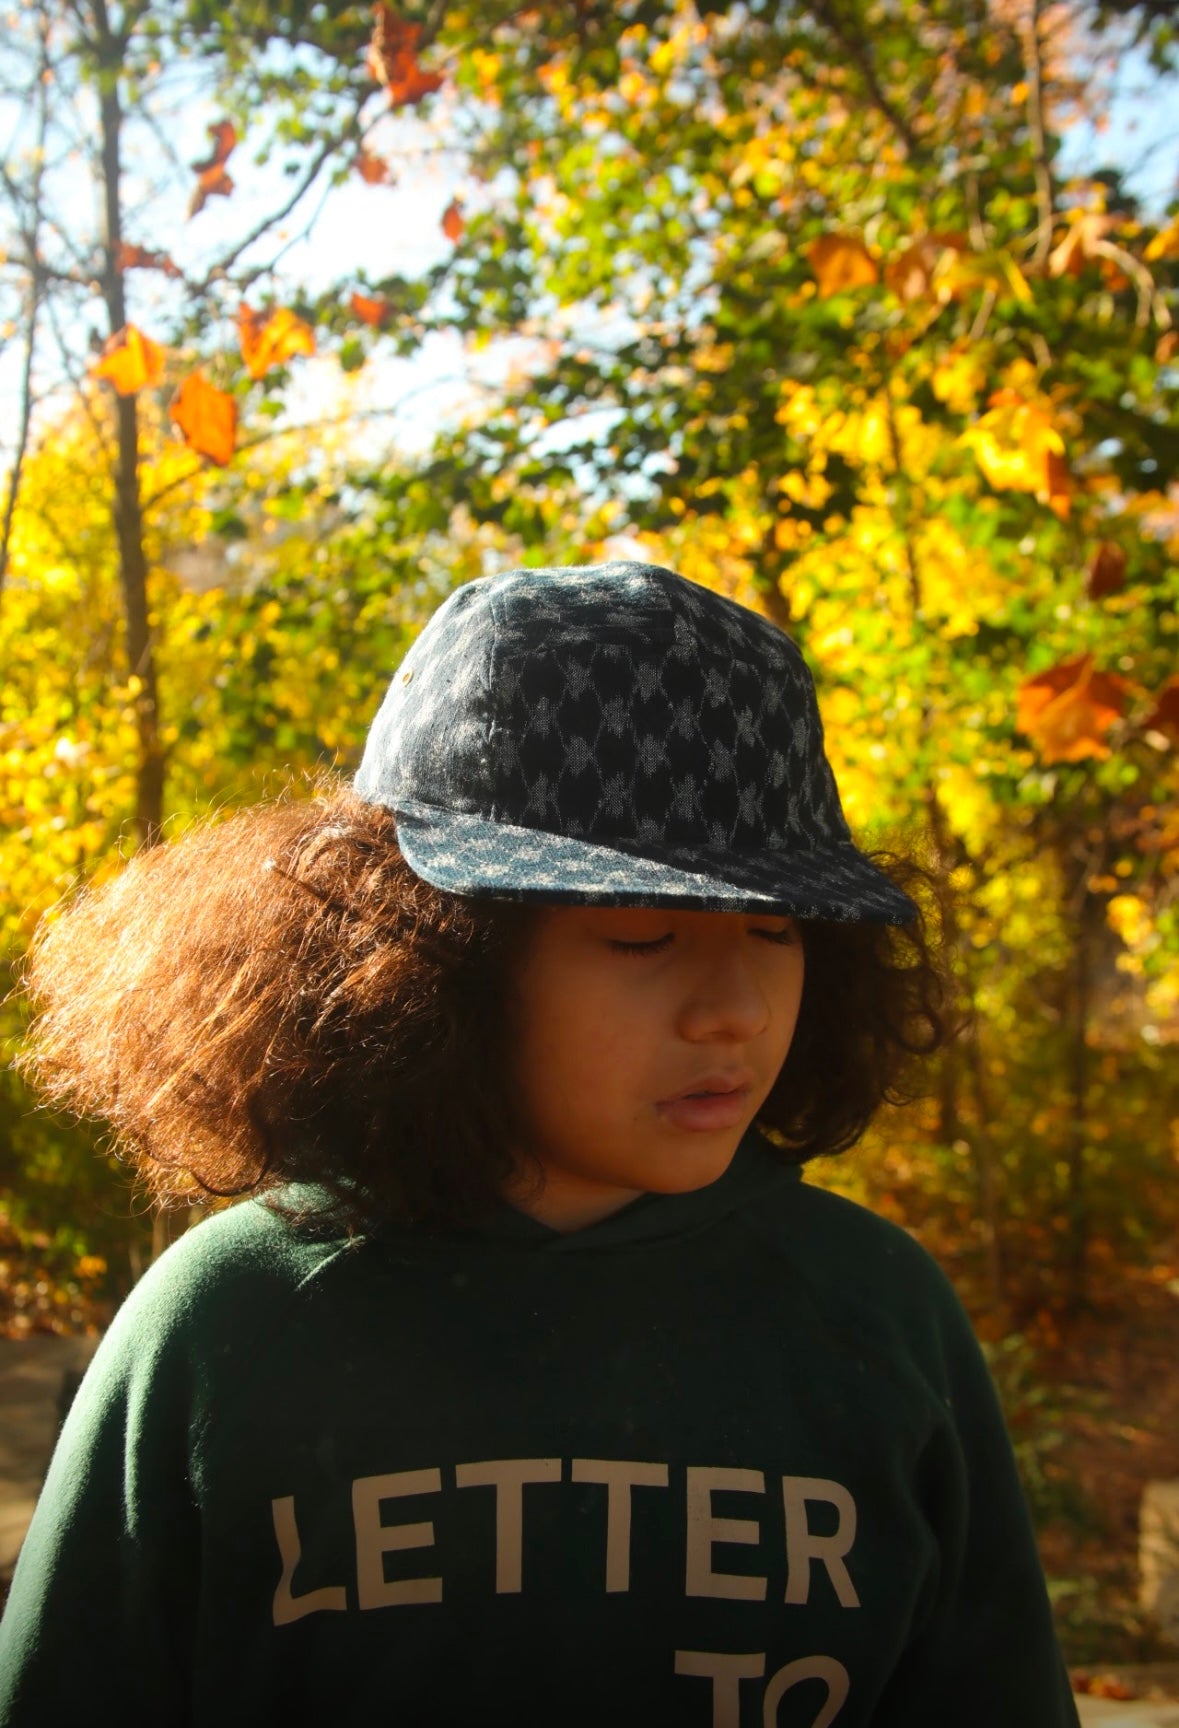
xmin=746 ymin=1154 xmax=979 ymax=1371
xmin=87 ymin=1194 xmax=357 ymax=1393
xmin=789 ymin=1174 xmax=946 ymax=1281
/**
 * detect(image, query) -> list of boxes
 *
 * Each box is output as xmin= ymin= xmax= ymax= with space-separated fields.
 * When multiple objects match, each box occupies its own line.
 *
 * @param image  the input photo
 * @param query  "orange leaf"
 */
xmin=237 ymin=305 xmax=316 ymax=380
xmin=806 ymin=234 xmax=879 ymax=297
xmin=170 ymin=371 xmax=237 ymax=467
xmin=1144 ymin=678 xmax=1179 ymax=740
xmin=350 ymin=291 xmax=394 ymax=327
xmin=115 ymin=242 xmax=181 ymax=279
xmin=192 ymin=120 xmax=237 ymax=174
xmin=367 ymin=3 xmax=444 ymax=107
xmin=89 ymin=324 xmax=166 ymax=395
xmin=1073 ymin=1675 xmax=1139 ymax=1701
xmin=441 ymin=198 xmax=464 ymax=242
xmin=189 ymin=164 xmax=234 ymax=219
xmin=1017 ymin=655 xmax=1127 ymax=765
xmin=1087 ymin=541 xmax=1127 ymax=600
xmin=355 ymin=147 xmax=394 ymax=185
xmin=189 ymin=121 xmax=237 ymax=219
xmin=884 ymin=232 xmax=965 ymax=304
xmin=1045 ymin=448 xmax=1072 ymax=519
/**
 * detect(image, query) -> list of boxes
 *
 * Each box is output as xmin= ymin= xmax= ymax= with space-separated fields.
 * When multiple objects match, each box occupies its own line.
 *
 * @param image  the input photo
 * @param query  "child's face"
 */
xmin=505 ymin=906 xmax=805 ymax=1231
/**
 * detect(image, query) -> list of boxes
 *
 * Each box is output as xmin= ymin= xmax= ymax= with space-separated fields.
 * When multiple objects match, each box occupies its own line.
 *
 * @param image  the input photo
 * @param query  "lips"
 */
xmin=662 ymin=1075 xmax=753 ymax=1103
xmin=656 ymin=1077 xmax=754 ymax=1132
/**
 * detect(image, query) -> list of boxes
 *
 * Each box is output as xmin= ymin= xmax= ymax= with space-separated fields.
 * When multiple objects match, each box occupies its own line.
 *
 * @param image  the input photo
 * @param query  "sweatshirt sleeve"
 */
xmin=0 ymin=1275 xmax=201 ymax=1724
xmin=872 ymin=1266 xmax=1080 ymax=1727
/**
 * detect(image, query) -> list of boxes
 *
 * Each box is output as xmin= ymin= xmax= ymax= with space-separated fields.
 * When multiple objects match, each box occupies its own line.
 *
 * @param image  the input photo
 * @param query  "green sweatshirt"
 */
xmin=0 ymin=1133 xmax=1079 ymax=1727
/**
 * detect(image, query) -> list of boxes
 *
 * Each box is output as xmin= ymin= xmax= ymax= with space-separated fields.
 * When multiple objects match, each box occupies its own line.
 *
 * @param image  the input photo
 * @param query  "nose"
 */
xmin=676 ymin=947 xmax=772 ymax=1044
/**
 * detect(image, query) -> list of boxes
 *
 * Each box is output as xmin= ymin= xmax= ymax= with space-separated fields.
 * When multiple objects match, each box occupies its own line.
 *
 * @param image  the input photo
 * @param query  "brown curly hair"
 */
xmin=18 ymin=780 xmax=960 ymax=1233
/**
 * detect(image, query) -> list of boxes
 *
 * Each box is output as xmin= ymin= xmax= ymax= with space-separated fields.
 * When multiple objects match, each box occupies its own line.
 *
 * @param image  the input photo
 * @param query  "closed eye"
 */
xmin=609 ymin=935 xmax=674 ymax=956
xmin=609 ymin=926 xmax=797 ymax=956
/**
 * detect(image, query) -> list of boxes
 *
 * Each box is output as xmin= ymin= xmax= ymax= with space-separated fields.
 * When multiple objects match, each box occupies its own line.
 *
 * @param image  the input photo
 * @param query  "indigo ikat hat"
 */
xmin=354 ymin=561 xmax=917 ymax=922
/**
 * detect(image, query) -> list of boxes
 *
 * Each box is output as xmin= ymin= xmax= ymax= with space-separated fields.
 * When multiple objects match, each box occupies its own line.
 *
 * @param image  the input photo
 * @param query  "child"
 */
xmin=0 ymin=561 xmax=1079 ymax=1726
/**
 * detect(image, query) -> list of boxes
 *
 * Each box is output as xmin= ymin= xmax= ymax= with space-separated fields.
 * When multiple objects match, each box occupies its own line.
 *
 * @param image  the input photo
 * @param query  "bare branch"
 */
xmin=1022 ymin=0 xmax=1056 ymax=269
xmin=194 ymin=96 xmax=370 ymax=294
xmin=804 ymin=0 xmax=923 ymax=162
xmin=1091 ymin=238 xmax=1173 ymax=330
xmin=42 ymin=291 xmax=114 ymax=465
xmin=0 ymin=3 xmax=53 ymax=596
xmin=141 ymin=382 xmax=494 ymax=515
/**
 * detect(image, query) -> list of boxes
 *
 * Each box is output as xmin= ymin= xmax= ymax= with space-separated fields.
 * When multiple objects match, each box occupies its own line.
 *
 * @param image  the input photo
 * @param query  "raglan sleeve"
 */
xmin=0 ymin=1268 xmax=202 ymax=1726
xmin=872 ymin=1258 xmax=1081 ymax=1728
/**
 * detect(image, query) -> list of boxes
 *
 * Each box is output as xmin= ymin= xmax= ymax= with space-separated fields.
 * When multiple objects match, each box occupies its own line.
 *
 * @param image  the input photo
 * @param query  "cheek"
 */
xmin=516 ymin=967 xmax=650 ymax=1108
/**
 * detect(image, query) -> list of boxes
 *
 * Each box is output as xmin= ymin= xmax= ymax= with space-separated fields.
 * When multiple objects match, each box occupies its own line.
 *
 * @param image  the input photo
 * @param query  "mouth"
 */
xmin=656 ymin=1079 xmax=754 ymax=1131
xmin=662 ymin=1077 xmax=753 ymax=1104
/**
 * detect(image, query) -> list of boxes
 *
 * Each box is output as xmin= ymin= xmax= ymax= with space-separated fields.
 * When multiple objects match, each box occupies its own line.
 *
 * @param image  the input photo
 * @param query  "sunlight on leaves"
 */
xmin=237 ymin=306 xmax=316 ymax=380
xmin=89 ymin=324 xmax=166 ymax=396
xmin=169 ymin=371 xmax=237 ymax=466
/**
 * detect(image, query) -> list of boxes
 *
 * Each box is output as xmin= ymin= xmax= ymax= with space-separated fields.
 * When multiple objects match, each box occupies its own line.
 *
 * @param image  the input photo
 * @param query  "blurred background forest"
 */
xmin=2 ymin=0 xmax=1179 ymax=1669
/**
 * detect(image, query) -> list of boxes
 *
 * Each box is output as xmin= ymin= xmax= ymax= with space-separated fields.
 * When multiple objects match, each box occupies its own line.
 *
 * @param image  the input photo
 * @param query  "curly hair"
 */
xmin=18 ymin=781 xmax=961 ymax=1233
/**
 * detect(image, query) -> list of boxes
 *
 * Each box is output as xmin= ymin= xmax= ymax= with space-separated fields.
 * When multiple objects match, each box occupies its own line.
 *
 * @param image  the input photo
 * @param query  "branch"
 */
xmin=194 ymin=95 xmax=370 ymax=294
xmin=0 ymin=5 xmax=52 ymax=597
xmin=140 ymin=381 xmax=495 ymax=516
xmin=804 ymin=0 xmax=923 ymax=162
xmin=1091 ymin=238 xmax=1173 ymax=330
xmin=1022 ymin=0 xmax=1056 ymax=269
xmin=42 ymin=292 xmax=114 ymax=465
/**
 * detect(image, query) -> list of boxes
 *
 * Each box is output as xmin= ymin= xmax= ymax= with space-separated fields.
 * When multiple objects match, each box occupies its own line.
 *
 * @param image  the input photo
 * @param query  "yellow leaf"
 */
xmin=1145 ymin=220 xmax=1179 ymax=262
xmin=89 ymin=324 xmax=166 ymax=396
xmin=932 ymin=348 xmax=987 ymax=415
xmin=940 ymin=249 xmax=1032 ymax=305
xmin=961 ymin=393 xmax=1064 ymax=495
xmin=237 ymin=306 xmax=316 ymax=380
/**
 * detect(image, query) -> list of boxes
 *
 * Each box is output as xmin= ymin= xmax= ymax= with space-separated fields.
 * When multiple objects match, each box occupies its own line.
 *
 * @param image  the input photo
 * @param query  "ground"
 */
xmin=1029 ymin=1254 xmax=1179 ymax=1678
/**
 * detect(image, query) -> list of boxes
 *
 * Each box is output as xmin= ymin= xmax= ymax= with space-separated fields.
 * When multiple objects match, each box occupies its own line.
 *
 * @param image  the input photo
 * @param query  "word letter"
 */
xmin=782 ymin=1477 xmax=860 ymax=1608
xmin=353 ymin=1467 xmax=443 ymax=1609
xmin=763 ymin=1655 xmax=850 ymax=1728
xmin=455 ymin=1458 xmax=562 ymax=1592
xmin=675 ymin=1650 xmax=766 ymax=1728
xmin=571 ymin=1458 xmax=670 ymax=1592
xmin=686 ymin=1466 xmax=767 ymax=1602
xmin=271 ymin=1494 xmax=347 ymax=1625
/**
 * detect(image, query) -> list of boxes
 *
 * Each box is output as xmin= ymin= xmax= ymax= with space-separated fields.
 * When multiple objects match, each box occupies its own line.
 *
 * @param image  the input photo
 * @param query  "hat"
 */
xmin=354 ymin=561 xmax=917 ymax=922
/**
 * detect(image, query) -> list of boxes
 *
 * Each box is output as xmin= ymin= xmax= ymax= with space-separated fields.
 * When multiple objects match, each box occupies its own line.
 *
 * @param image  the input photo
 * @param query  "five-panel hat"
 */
xmin=354 ymin=560 xmax=917 ymax=923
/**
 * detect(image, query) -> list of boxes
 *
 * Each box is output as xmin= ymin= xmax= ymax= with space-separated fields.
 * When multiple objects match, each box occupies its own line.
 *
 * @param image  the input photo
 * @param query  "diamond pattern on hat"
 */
xmin=490 ymin=635 xmax=848 ymax=856
xmin=354 ymin=561 xmax=917 ymax=922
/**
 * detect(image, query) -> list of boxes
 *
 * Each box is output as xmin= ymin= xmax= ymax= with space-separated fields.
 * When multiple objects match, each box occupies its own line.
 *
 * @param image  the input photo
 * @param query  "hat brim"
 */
xmin=389 ymin=797 xmax=918 ymax=924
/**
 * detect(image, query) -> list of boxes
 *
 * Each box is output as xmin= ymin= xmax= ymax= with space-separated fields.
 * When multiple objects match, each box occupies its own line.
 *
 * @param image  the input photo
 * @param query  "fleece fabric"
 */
xmin=0 ymin=1133 xmax=1080 ymax=1728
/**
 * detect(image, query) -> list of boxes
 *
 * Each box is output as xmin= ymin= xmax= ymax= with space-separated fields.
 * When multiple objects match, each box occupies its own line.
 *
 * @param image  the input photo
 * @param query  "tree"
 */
xmin=2 ymin=0 xmax=1177 ymax=1312
xmin=340 ymin=0 xmax=1179 ymax=1309
xmin=0 ymin=0 xmax=449 ymax=843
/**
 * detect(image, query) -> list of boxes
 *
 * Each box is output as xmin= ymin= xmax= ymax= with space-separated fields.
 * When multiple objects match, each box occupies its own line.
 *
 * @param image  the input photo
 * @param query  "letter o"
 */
xmin=763 ymin=1655 xmax=850 ymax=1728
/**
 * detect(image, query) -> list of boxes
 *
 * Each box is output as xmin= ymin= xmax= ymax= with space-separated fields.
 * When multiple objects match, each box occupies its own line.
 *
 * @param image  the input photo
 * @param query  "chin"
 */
xmin=643 ymin=1138 xmax=741 ymax=1193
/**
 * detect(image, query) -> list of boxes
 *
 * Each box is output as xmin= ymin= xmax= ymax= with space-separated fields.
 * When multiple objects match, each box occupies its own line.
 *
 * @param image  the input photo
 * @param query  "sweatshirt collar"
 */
xmin=273 ymin=1130 xmax=802 ymax=1255
xmin=465 ymin=1129 xmax=801 ymax=1252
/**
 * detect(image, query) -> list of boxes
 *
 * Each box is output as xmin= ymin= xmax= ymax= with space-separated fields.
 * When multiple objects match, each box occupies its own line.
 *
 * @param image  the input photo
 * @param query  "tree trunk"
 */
xmin=1063 ymin=883 xmax=1099 ymax=1313
xmin=97 ymin=21 xmax=164 ymax=850
xmin=963 ymin=1025 xmax=1006 ymax=1315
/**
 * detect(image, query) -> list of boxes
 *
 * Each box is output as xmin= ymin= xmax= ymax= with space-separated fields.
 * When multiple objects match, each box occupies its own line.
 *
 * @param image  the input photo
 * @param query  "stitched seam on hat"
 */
xmin=485 ymin=583 xmax=504 ymax=823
